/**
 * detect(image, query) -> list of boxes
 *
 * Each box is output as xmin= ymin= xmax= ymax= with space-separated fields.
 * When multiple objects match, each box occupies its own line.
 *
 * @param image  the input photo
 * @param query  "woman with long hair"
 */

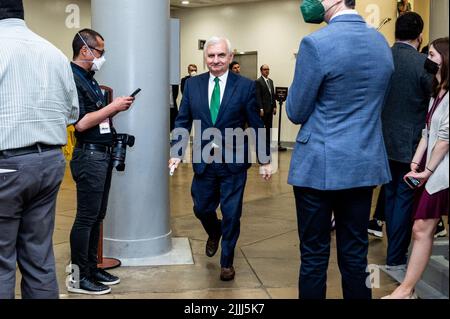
xmin=383 ymin=37 xmax=449 ymax=299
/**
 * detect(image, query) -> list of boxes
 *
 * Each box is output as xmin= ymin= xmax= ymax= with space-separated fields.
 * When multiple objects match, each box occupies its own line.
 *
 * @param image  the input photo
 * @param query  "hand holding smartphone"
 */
xmin=404 ymin=176 xmax=421 ymax=189
xmin=130 ymin=88 xmax=141 ymax=98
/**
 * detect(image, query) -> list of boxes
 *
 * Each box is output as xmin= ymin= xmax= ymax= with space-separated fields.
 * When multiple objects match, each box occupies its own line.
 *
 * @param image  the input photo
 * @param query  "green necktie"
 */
xmin=210 ymin=77 xmax=220 ymax=124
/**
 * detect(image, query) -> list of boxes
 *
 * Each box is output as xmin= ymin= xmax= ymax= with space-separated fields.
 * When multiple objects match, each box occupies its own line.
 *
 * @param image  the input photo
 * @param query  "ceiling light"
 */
xmin=181 ymin=0 xmax=190 ymax=4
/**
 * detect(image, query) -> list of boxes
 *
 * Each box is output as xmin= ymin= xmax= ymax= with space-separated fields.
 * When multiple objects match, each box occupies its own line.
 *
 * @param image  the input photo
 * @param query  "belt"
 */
xmin=76 ymin=142 xmax=112 ymax=153
xmin=0 ymin=144 xmax=61 ymax=159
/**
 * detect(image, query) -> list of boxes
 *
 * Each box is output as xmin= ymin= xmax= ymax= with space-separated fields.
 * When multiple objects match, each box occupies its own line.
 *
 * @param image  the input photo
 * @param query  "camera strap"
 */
xmin=72 ymin=66 xmax=105 ymax=109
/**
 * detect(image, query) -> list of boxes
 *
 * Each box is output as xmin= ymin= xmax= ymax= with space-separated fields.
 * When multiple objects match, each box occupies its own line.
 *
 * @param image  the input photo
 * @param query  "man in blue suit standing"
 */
xmin=169 ymin=37 xmax=272 ymax=281
xmin=287 ymin=0 xmax=394 ymax=299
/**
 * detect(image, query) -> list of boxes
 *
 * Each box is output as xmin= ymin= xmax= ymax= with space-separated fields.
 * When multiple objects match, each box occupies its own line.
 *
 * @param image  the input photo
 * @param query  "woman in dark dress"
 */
xmin=383 ymin=37 xmax=449 ymax=299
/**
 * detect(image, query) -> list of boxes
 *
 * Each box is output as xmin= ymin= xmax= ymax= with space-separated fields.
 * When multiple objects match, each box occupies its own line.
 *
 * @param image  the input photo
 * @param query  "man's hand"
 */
xmin=168 ymin=158 xmax=182 ymax=175
xmin=260 ymin=109 xmax=265 ymax=117
xmin=260 ymin=163 xmax=272 ymax=181
xmin=111 ymin=96 xmax=135 ymax=113
xmin=273 ymin=108 xmax=277 ymax=116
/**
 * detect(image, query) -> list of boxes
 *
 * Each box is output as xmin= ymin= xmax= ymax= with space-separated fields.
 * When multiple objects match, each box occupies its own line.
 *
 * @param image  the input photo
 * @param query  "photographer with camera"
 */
xmin=68 ymin=29 xmax=135 ymax=295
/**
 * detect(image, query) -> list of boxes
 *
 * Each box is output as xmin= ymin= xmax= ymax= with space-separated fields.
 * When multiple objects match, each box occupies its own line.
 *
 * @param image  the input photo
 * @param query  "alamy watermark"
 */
xmin=65 ymin=264 xmax=80 ymax=289
xmin=170 ymin=120 xmax=277 ymax=171
xmin=366 ymin=264 xmax=381 ymax=289
xmin=65 ymin=4 xmax=80 ymax=29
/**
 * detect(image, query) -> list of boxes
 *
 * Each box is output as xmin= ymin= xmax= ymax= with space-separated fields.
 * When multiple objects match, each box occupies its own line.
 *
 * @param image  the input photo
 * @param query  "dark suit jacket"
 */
xmin=382 ymin=42 xmax=432 ymax=164
xmin=180 ymin=75 xmax=191 ymax=94
xmin=172 ymin=71 xmax=268 ymax=175
xmin=255 ymin=76 xmax=276 ymax=113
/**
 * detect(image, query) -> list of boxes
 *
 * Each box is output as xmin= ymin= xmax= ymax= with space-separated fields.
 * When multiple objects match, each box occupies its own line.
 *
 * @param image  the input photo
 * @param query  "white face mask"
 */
xmin=77 ymin=33 xmax=106 ymax=71
xmin=91 ymin=55 xmax=106 ymax=71
xmin=190 ymin=71 xmax=197 ymax=76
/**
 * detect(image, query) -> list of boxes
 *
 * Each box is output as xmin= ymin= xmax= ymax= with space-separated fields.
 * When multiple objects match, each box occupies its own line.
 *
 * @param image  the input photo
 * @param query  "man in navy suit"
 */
xmin=287 ymin=0 xmax=394 ymax=299
xmin=169 ymin=37 xmax=272 ymax=281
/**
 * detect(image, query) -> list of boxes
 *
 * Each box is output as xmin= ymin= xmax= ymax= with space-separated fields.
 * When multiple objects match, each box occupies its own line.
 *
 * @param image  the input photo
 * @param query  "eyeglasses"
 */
xmin=88 ymin=45 xmax=105 ymax=57
xmin=262 ymin=68 xmax=270 ymax=71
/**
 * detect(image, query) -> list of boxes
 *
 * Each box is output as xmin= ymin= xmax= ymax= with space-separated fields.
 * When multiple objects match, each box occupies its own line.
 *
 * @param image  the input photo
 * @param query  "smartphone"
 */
xmin=405 ymin=176 xmax=420 ymax=189
xmin=130 ymin=88 xmax=141 ymax=98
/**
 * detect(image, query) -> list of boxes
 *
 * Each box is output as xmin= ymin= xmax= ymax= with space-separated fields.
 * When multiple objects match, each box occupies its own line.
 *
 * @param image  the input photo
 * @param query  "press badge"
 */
xmin=99 ymin=119 xmax=111 ymax=134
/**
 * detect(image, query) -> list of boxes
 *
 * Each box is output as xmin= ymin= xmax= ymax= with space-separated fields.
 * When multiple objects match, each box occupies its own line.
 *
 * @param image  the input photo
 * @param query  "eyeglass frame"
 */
xmin=87 ymin=45 xmax=105 ymax=57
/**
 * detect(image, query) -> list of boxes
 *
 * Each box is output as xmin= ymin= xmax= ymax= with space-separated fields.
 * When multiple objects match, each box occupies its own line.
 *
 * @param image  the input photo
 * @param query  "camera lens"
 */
xmin=111 ymin=134 xmax=135 ymax=172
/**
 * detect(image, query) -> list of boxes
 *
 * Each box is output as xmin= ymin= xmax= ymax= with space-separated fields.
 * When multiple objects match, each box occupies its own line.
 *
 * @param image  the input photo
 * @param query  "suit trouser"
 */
xmin=384 ymin=160 xmax=414 ymax=266
xmin=373 ymin=185 xmax=385 ymax=221
xmin=262 ymin=112 xmax=273 ymax=146
xmin=0 ymin=149 xmax=65 ymax=299
xmin=191 ymin=163 xmax=247 ymax=268
xmin=293 ymin=186 xmax=373 ymax=299
xmin=69 ymin=148 xmax=112 ymax=279
xmin=170 ymin=107 xmax=179 ymax=132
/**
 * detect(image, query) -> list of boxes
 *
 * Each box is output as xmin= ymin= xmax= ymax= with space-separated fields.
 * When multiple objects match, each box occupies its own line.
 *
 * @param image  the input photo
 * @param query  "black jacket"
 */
xmin=382 ymin=43 xmax=432 ymax=163
xmin=255 ymin=76 xmax=276 ymax=114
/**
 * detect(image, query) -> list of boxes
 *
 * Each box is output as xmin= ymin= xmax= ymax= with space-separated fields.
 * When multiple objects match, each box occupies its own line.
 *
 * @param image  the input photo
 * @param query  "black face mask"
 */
xmin=424 ymin=58 xmax=440 ymax=75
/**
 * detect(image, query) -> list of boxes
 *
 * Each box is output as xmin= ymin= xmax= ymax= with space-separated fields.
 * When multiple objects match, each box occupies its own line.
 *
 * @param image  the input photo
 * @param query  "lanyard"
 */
xmin=426 ymin=92 xmax=447 ymax=130
xmin=72 ymin=66 xmax=105 ymax=108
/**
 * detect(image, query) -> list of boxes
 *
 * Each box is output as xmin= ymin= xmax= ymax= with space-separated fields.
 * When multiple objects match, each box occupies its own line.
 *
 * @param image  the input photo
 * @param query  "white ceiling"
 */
xmin=170 ymin=0 xmax=268 ymax=9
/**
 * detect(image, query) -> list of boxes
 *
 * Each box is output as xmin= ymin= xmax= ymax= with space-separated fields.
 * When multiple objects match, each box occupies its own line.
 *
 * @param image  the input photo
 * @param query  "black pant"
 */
xmin=69 ymin=148 xmax=112 ymax=279
xmin=262 ymin=111 xmax=273 ymax=145
xmin=373 ymin=185 xmax=385 ymax=221
xmin=293 ymin=186 xmax=374 ymax=299
xmin=170 ymin=107 xmax=179 ymax=132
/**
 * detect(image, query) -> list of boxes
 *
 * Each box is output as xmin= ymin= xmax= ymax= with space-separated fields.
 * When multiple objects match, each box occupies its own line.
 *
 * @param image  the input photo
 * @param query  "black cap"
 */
xmin=0 ymin=0 xmax=24 ymax=21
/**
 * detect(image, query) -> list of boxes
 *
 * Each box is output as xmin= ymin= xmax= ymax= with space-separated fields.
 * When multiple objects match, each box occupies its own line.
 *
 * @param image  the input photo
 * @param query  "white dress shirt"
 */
xmin=330 ymin=9 xmax=358 ymax=22
xmin=208 ymin=71 xmax=229 ymax=109
xmin=0 ymin=19 xmax=79 ymax=151
xmin=263 ymin=76 xmax=273 ymax=96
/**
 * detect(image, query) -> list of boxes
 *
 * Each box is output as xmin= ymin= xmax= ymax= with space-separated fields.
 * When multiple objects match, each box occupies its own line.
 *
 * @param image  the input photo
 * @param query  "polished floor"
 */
xmin=15 ymin=150 xmax=402 ymax=299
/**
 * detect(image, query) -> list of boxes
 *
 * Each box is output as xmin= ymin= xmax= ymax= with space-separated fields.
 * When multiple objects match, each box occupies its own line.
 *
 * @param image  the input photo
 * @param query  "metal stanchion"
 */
xmin=275 ymin=87 xmax=289 ymax=152
xmin=97 ymin=224 xmax=121 ymax=270
xmin=97 ymin=86 xmax=121 ymax=270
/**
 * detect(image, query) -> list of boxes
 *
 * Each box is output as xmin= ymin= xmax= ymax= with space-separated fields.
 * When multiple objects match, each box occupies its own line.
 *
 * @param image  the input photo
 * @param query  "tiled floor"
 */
xmin=16 ymin=150 xmax=401 ymax=299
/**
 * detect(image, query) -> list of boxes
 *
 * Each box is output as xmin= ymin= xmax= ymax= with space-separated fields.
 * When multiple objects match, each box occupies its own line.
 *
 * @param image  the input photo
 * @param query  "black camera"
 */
xmin=112 ymin=133 xmax=135 ymax=171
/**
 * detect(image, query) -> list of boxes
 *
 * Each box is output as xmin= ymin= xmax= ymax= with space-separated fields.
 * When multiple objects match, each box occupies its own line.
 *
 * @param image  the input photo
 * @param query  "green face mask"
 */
xmin=300 ymin=0 xmax=326 ymax=24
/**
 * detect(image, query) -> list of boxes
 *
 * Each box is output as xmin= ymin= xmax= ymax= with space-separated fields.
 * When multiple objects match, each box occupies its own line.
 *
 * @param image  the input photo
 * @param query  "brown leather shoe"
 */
xmin=205 ymin=235 xmax=221 ymax=257
xmin=220 ymin=266 xmax=235 ymax=281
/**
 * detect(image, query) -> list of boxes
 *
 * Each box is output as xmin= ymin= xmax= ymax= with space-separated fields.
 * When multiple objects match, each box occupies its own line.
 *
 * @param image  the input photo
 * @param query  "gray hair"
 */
xmin=203 ymin=36 xmax=232 ymax=57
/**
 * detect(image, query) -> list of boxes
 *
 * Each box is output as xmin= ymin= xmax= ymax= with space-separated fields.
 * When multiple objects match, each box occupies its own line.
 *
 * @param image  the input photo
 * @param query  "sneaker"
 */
xmin=92 ymin=268 xmax=121 ymax=286
xmin=434 ymin=219 xmax=448 ymax=238
xmin=368 ymin=219 xmax=384 ymax=238
xmin=384 ymin=264 xmax=407 ymax=271
xmin=67 ymin=277 xmax=111 ymax=295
